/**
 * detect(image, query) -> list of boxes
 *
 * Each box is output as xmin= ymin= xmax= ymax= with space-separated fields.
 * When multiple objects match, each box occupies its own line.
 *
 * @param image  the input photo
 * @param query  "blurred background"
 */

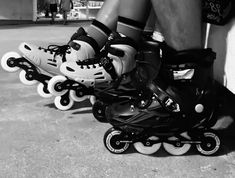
xmin=0 ymin=0 xmax=104 ymax=22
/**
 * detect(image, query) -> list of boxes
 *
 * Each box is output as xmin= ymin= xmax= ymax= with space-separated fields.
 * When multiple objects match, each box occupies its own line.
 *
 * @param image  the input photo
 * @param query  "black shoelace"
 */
xmin=38 ymin=45 xmax=71 ymax=62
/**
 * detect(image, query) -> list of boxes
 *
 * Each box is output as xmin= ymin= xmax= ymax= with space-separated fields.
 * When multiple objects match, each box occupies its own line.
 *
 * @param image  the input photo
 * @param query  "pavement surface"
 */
xmin=0 ymin=22 xmax=235 ymax=178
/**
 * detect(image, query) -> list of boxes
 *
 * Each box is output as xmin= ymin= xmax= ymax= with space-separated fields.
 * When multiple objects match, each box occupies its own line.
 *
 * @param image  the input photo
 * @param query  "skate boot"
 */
xmin=103 ymin=46 xmax=221 ymax=156
xmin=92 ymin=37 xmax=162 ymax=123
xmin=47 ymin=32 xmax=139 ymax=111
xmin=1 ymin=27 xmax=98 ymax=110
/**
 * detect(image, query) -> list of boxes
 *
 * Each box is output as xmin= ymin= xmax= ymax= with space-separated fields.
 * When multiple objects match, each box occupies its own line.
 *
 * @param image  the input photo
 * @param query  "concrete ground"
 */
xmin=0 ymin=22 xmax=235 ymax=178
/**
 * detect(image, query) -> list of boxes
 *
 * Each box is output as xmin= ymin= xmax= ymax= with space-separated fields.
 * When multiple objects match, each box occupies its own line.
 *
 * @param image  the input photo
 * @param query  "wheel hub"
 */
xmin=62 ymin=99 xmax=69 ymax=105
xmin=176 ymin=142 xmax=181 ymax=147
xmin=116 ymin=141 xmax=120 ymax=145
xmin=7 ymin=58 xmax=15 ymax=67
xmin=26 ymin=72 xmax=34 ymax=80
xmin=55 ymin=83 xmax=63 ymax=92
xmin=146 ymin=142 xmax=150 ymax=146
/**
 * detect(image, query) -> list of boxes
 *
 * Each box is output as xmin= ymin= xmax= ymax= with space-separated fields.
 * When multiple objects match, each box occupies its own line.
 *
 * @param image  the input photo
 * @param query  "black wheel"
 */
xmin=92 ymin=100 xmax=107 ymax=123
xmin=103 ymin=128 xmax=130 ymax=154
xmin=196 ymin=131 xmax=220 ymax=156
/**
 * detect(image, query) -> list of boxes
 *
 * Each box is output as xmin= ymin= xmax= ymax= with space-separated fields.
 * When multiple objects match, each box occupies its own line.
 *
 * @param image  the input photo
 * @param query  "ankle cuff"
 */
xmin=77 ymin=35 xmax=100 ymax=55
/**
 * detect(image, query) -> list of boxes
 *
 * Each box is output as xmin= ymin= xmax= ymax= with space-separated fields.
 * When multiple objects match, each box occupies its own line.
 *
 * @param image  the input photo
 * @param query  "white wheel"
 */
xmin=134 ymin=136 xmax=161 ymax=155
xmin=37 ymin=83 xmax=52 ymax=98
xmin=89 ymin=95 xmax=96 ymax=105
xmin=19 ymin=70 xmax=37 ymax=85
xmin=163 ymin=136 xmax=191 ymax=156
xmin=196 ymin=132 xmax=220 ymax=156
xmin=1 ymin=52 xmax=20 ymax=72
xmin=69 ymin=90 xmax=88 ymax=102
xmin=54 ymin=95 xmax=74 ymax=111
xmin=48 ymin=75 xmax=68 ymax=96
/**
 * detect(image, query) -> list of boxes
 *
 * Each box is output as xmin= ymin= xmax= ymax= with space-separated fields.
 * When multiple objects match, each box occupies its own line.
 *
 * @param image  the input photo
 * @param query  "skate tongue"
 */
xmin=47 ymin=45 xmax=71 ymax=62
xmin=69 ymin=41 xmax=81 ymax=51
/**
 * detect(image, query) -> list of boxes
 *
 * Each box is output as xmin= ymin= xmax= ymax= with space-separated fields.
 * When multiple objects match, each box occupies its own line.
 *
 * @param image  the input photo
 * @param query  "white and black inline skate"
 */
xmin=1 ymin=27 xmax=96 ymax=110
xmin=103 ymin=45 xmax=221 ymax=156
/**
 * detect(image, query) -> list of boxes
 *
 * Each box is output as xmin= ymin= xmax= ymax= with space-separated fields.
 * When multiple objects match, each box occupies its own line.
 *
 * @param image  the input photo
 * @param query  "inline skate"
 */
xmin=103 ymin=46 xmax=221 ymax=156
xmin=92 ymin=36 xmax=162 ymax=122
xmin=47 ymin=33 xmax=161 ymax=120
xmin=1 ymin=27 xmax=97 ymax=110
xmin=47 ymin=32 xmax=139 ymax=111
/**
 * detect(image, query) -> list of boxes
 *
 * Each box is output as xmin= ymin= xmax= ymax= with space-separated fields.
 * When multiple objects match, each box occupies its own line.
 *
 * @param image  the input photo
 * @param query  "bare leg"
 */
xmin=95 ymin=0 xmax=120 ymax=30
xmin=144 ymin=8 xmax=157 ymax=34
xmin=51 ymin=12 xmax=56 ymax=23
xmin=63 ymin=11 xmax=67 ymax=25
xmin=151 ymin=0 xmax=202 ymax=50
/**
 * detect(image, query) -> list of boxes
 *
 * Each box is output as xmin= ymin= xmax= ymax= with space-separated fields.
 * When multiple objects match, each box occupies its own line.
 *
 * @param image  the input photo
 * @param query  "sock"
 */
xmin=117 ymin=16 xmax=145 ymax=42
xmin=87 ymin=20 xmax=112 ymax=49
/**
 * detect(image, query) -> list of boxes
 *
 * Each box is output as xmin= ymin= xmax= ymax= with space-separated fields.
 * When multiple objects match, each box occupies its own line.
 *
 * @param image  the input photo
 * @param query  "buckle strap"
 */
xmin=148 ymin=82 xmax=180 ymax=113
xmin=99 ymin=57 xmax=118 ymax=80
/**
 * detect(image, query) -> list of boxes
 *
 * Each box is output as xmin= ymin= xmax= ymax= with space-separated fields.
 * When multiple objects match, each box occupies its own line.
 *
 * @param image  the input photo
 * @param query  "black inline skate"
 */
xmin=103 ymin=45 xmax=221 ymax=156
xmin=92 ymin=34 xmax=162 ymax=122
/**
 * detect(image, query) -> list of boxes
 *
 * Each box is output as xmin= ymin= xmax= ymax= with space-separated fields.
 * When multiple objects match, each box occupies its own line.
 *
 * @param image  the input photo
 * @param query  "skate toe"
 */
xmin=18 ymin=42 xmax=41 ymax=65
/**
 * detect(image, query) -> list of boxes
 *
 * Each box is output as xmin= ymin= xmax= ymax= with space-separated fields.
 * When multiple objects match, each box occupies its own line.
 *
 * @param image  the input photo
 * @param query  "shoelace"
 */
xmin=38 ymin=45 xmax=71 ymax=62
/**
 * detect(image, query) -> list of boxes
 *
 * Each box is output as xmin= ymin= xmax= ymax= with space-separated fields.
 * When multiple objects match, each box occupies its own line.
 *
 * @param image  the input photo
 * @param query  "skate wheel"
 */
xmin=48 ymin=75 xmax=68 ymax=96
xmin=89 ymin=95 xmax=96 ymax=105
xmin=134 ymin=136 xmax=161 ymax=155
xmin=163 ymin=136 xmax=191 ymax=156
xmin=1 ymin=52 xmax=20 ymax=72
xmin=196 ymin=131 xmax=220 ymax=156
xmin=54 ymin=95 xmax=74 ymax=111
xmin=92 ymin=100 xmax=107 ymax=123
xmin=37 ymin=83 xmax=52 ymax=98
xmin=69 ymin=90 xmax=88 ymax=102
xmin=19 ymin=70 xmax=37 ymax=85
xmin=103 ymin=128 xmax=130 ymax=154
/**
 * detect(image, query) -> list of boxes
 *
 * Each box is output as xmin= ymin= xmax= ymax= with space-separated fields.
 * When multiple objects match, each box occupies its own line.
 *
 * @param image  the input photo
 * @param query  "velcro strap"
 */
xmin=163 ymin=48 xmax=216 ymax=67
